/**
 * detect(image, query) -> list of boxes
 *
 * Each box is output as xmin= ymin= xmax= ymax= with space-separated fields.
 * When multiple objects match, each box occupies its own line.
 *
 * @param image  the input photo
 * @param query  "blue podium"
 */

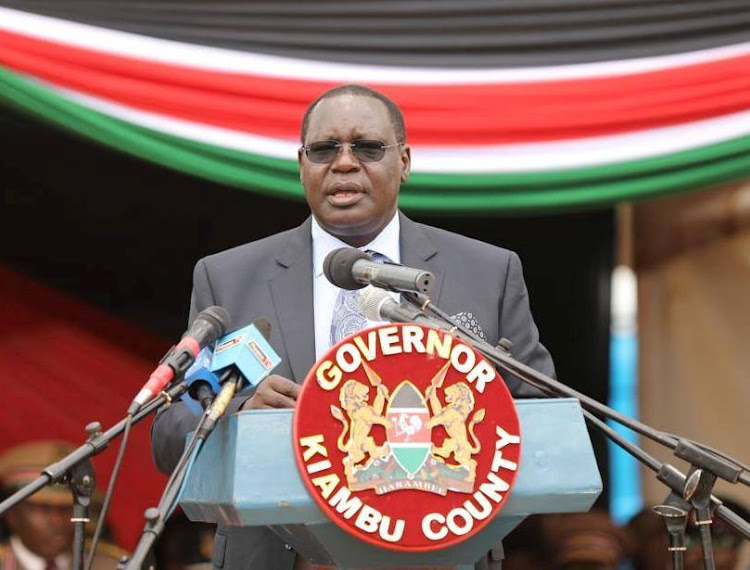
xmin=180 ymin=398 xmax=601 ymax=569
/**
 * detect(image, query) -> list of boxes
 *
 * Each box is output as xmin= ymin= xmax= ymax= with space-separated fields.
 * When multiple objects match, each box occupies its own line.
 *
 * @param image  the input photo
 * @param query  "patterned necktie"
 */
xmin=364 ymin=250 xmax=390 ymax=264
xmin=329 ymin=250 xmax=390 ymax=346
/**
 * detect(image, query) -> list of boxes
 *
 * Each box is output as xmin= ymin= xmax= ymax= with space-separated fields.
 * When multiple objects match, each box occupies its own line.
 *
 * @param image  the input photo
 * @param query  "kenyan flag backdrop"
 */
xmin=0 ymin=1 xmax=749 ymax=211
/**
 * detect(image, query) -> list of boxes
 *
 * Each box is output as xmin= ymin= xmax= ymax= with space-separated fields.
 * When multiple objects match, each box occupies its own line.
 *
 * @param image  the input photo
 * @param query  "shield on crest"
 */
xmin=386 ymin=380 xmax=432 ymax=476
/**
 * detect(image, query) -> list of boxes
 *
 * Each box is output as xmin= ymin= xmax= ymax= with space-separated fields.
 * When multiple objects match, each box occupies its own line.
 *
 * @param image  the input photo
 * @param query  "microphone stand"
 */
xmin=453 ymin=337 xmax=712 ymax=570
xmin=653 ymin=495 xmax=690 ymax=570
xmin=0 ymin=380 xmax=191 ymax=570
xmin=0 ymin=381 xmax=190 ymax=516
xmin=577 ymin=407 xmax=693 ymax=570
xmin=684 ymin=467 xmax=717 ymax=570
xmin=121 ymin=371 xmax=242 ymax=570
xmin=69 ymin=455 xmax=95 ymax=570
xmin=397 ymin=291 xmax=750 ymax=552
xmin=120 ymin=425 xmax=206 ymax=570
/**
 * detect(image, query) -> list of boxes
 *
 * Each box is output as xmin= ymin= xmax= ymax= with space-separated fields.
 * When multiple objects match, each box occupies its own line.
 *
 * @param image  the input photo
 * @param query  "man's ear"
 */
xmin=297 ymin=147 xmax=305 ymax=182
xmin=400 ymin=144 xmax=411 ymax=183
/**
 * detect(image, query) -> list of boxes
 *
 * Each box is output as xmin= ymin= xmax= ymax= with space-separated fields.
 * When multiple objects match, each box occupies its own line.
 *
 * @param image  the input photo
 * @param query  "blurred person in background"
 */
xmin=627 ymin=497 xmax=749 ymax=570
xmin=502 ymin=510 xmax=631 ymax=570
xmin=0 ymin=440 xmax=123 ymax=570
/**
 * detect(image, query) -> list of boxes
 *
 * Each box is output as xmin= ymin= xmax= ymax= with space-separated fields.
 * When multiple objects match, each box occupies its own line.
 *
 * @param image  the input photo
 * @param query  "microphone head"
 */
xmin=359 ymin=286 xmax=392 ymax=321
xmin=197 ymin=306 xmax=231 ymax=337
xmin=183 ymin=305 xmax=231 ymax=349
xmin=324 ymin=247 xmax=369 ymax=290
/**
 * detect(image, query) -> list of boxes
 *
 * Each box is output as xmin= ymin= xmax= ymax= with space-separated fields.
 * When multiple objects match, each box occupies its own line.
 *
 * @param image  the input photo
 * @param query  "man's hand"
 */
xmin=241 ymin=375 xmax=300 ymax=410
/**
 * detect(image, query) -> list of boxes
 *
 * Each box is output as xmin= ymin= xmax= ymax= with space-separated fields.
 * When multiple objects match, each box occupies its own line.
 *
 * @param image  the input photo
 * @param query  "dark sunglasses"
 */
xmin=301 ymin=139 xmax=402 ymax=164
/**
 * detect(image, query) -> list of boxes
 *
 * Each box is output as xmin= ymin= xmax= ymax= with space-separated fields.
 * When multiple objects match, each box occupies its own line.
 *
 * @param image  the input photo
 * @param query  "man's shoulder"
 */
xmin=411 ymin=219 xmax=517 ymax=265
xmin=199 ymin=222 xmax=307 ymax=270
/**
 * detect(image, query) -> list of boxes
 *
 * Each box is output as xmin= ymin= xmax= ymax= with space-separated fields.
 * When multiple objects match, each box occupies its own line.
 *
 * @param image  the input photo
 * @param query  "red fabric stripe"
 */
xmin=1 ymin=29 xmax=749 ymax=144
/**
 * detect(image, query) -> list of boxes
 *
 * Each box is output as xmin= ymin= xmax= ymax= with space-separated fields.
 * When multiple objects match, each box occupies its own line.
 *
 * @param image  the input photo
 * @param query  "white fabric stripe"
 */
xmin=2 ymin=6 xmax=750 ymax=84
xmin=42 ymin=79 xmax=300 ymax=155
xmin=51 ymin=81 xmax=750 ymax=173
xmin=415 ymin=113 xmax=750 ymax=172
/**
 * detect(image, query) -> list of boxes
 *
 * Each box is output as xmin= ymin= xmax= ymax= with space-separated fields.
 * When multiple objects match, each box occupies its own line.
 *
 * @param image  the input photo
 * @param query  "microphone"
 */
xmin=360 ymin=287 xmax=444 ymax=329
xmin=323 ymin=247 xmax=435 ymax=294
xmin=128 ymin=306 xmax=230 ymax=415
xmin=209 ymin=317 xmax=280 ymax=389
xmin=183 ymin=347 xmax=221 ymax=413
xmin=182 ymin=318 xmax=276 ymax=414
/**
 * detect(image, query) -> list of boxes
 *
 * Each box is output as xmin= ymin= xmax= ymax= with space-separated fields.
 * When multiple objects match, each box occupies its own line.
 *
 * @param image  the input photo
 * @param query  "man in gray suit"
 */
xmin=152 ymin=84 xmax=555 ymax=570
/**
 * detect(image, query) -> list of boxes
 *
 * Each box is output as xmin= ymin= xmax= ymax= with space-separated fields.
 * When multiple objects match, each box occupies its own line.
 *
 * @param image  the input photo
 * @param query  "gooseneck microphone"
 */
xmin=128 ymin=306 xmax=230 ymax=415
xmin=360 ymin=287 xmax=444 ymax=329
xmin=323 ymin=247 xmax=435 ymax=294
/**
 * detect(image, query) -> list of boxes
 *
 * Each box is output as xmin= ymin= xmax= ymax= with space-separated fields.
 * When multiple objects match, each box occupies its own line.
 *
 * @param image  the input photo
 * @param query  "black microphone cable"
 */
xmin=84 ymin=414 xmax=133 ymax=570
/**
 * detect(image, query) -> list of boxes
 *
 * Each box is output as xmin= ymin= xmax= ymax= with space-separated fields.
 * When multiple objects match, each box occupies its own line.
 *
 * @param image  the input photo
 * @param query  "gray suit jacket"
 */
xmin=151 ymin=212 xmax=554 ymax=569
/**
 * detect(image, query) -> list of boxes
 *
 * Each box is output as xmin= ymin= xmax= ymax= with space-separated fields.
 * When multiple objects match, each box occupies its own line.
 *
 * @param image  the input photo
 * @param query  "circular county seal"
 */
xmin=293 ymin=323 xmax=522 ymax=552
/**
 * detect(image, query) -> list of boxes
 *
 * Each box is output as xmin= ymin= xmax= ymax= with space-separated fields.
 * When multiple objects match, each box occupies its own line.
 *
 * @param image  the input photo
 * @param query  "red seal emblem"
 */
xmin=293 ymin=324 xmax=522 ymax=551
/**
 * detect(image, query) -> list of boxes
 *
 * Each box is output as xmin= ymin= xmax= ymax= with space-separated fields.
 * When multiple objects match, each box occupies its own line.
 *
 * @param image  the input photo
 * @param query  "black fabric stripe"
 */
xmin=6 ymin=0 xmax=749 ymax=16
xmin=39 ymin=13 xmax=750 ymax=51
xmin=14 ymin=1 xmax=749 ymax=31
xmin=2 ymin=0 xmax=750 ymax=67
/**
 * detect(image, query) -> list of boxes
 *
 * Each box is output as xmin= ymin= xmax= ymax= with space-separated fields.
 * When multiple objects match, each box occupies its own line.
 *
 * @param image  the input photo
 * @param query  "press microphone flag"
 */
xmin=323 ymin=247 xmax=434 ymax=294
xmin=128 ymin=306 xmax=230 ymax=415
xmin=209 ymin=318 xmax=280 ymax=388
xmin=182 ymin=347 xmax=221 ymax=414
xmin=181 ymin=318 xmax=278 ymax=414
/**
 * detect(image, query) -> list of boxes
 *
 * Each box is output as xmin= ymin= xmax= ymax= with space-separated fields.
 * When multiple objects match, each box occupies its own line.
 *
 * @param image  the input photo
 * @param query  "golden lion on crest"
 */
xmin=426 ymin=379 xmax=486 ymax=482
xmin=330 ymin=374 xmax=392 ymax=481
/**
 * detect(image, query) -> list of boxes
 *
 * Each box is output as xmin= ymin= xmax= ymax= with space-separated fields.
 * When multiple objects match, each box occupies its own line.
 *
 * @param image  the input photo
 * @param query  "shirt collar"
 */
xmin=311 ymin=213 xmax=401 ymax=278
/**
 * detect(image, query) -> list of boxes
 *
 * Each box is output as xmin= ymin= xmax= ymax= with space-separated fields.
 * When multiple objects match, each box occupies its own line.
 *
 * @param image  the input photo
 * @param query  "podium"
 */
xmin=180 ymin=398 xmax=601 ymax=569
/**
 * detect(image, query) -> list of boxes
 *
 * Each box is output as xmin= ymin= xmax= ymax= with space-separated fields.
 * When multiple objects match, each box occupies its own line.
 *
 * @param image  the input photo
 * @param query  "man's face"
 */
xmin=299 ymin=94 xmax=410 ymax=247
xmin=6 ymin=502 xmax=73 ymax=560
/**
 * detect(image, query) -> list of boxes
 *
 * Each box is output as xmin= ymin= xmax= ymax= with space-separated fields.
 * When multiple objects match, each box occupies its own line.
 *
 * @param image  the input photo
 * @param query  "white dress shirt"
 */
xmin=311 ymin=213 xmax=401 ymax=360
xmin=10 ymin=535 xmax=70 ymax=570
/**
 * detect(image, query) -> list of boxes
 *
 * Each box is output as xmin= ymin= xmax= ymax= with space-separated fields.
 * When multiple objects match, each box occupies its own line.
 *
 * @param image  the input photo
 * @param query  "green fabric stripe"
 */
xmin=409 ymin=137 xmax=750 ymax=189
xmin=403 ymin=151 xmax=750 ymax=211
xmin=0 ymin=67 xmax=303 ymax=199
xmin=1 ymin=66 xmax=748 ymax=212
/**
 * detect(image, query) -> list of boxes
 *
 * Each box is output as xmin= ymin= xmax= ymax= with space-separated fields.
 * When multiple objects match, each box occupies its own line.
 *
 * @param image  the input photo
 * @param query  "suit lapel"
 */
xmin=268 ymin=213 xmax=442 ymax=382
xmin=269 ymin=218 xmax=316 ymax=383
xmin=399 ymin=212 xmax=445 ymax=306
